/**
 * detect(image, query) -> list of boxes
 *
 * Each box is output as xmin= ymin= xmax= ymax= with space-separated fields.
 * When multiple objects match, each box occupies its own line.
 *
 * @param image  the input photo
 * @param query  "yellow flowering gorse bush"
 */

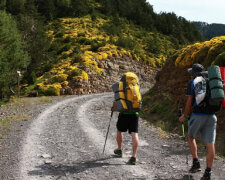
xmin=175 ymin=36 xmax=225 ymax=67
xmin=36 ymin=16 xmax=177 ymax=95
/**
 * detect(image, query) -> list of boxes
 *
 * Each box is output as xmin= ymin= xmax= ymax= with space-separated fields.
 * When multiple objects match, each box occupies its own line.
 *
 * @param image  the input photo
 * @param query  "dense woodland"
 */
xmin=194 ymin=21 xmax=225 ymax=40
xmin=0 ymin=0 xmax=203 ymax=100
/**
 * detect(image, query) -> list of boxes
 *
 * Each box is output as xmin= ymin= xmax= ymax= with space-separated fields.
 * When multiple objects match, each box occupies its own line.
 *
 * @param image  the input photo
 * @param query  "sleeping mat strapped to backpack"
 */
xmin=112 ymin=72 xmax=141 ymax=112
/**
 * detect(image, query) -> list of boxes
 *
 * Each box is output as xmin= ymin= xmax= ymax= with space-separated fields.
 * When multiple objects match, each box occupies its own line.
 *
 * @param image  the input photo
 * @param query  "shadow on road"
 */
xmin=28 ymin=156 xmax=124 ymax=177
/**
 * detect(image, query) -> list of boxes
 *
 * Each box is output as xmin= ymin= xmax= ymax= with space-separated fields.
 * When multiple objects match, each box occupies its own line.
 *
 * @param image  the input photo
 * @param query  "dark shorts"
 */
xmin=116 ymin=113 xmax=139 ymax=134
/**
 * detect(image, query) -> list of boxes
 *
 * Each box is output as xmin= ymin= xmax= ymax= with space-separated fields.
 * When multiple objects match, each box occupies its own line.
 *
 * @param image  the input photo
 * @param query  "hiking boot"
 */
xmin=189 ymin=160 xmax=201 ymax=173
xmin=114 ymin=149 xmax=122 ymax=157
xmin=201 ymin=170 xmax=211 ymax=180
xmin=127 ymin=156 xmax=136 ymax=165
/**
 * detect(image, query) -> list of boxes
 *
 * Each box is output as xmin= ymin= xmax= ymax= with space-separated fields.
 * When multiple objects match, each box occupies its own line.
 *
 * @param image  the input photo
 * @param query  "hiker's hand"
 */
xmin=111 ymin=106 xmax=114 ymax=111
xmin=111 ymin=102 xmax=116 ymax=111
xmin=179 ymin=115 xmax=185 ymax=123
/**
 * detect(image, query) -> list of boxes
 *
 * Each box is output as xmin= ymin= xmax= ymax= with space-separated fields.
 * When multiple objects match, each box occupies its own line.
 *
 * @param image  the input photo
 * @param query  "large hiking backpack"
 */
xmin=112 ymin=72 xmax=141 ymax=112
xmin=193 ymin=65 xmax=224 ymax=114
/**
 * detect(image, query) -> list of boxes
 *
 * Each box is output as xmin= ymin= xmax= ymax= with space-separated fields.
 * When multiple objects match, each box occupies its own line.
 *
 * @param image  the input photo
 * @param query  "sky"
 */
xmin=147 ymin=0 xmax=225 ymax=24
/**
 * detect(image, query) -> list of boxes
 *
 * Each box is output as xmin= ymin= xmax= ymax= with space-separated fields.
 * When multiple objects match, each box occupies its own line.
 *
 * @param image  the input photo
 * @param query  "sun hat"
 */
xmin=188 ymin=63 xmax=204 ymax=75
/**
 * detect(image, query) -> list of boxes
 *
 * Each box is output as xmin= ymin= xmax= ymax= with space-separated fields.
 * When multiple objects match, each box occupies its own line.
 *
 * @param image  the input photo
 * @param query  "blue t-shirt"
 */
xmin=186 ymin=80 xmax=194 ymax=96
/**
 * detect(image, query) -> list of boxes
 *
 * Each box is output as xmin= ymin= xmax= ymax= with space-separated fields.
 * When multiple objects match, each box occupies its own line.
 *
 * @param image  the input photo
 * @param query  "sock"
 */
xmin=206 ymin=168 xmax=211 ymax=172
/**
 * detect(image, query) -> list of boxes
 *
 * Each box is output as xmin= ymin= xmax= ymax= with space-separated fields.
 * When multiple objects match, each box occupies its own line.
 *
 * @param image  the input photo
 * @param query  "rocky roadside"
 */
xmin=0 ymin=96 xmax=68 ymax=179
xmin=60 ymin=56 xmax=158 ymax=95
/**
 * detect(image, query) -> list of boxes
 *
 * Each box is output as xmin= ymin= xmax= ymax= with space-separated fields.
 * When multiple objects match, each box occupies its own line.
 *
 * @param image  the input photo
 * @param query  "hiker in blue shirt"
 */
xmin=179 ymin=63 xmax=217 ymax=180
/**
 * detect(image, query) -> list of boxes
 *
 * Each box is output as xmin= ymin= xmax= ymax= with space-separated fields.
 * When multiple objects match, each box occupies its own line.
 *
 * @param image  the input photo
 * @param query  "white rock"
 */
xmin=41 ymin=154 xmax=52 ymax=159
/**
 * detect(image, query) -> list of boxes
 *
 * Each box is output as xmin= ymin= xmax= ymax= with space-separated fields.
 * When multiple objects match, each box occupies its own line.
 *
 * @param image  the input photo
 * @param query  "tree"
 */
xmin=70 ymin=0 xmax=91 ymax=17
xmin=17 ymin=14 xmax=52 ymax=84
xmin=24 ymin=0 xmax=37 ymax=16
xmin=0 ymin=11 xmax=30 ymax=99
xmin=0 ymin=0 xmax=6 ymax=10
xmin=35 ymin=0 xmax=56 ymax=20
xmin=55 ymin=0 xmax=72 ymax=17
xmin=6 ymin=0 xmax=26 ymax=15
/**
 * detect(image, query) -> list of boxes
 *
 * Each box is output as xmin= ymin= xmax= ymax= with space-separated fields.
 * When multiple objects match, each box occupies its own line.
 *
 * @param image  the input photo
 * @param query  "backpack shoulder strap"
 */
xmin=120 ymin=75 xmax=127 ymax=100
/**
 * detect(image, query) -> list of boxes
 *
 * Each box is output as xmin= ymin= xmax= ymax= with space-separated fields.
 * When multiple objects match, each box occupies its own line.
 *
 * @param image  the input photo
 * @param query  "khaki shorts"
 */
xmin=188 ymin=114 xmax=217 ymax=144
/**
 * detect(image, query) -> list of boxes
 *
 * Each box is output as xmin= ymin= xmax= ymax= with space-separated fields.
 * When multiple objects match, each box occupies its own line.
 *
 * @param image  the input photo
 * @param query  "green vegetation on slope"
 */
xmin=0 ymin=0 xmax=202 ymax=100
xmin=35 ymin=16 xmax=177 ymax=95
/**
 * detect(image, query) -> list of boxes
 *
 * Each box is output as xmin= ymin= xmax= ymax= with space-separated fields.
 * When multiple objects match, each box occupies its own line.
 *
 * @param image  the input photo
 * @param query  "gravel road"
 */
xmin=0 ymin=93 xmax=225 ymax=179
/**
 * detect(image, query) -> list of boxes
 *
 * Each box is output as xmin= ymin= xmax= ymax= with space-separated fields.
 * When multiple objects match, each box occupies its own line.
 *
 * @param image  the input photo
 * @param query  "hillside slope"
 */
xmin=142 ymin=36 xmax=225 ymax=156
xmin=25 ymin=16 xmax=178 ymax=96
xmin=0 ymin=0 xmax=202 ymax=101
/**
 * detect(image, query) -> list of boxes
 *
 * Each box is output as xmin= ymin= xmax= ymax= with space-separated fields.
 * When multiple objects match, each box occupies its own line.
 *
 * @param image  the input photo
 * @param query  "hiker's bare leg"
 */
xmin=131 ymin=132 xmax=139 ymax=157
xmin=188 ymin=136 xmax=198 ymax=159
xmin=206 ymin=143 xmax=215 ymax=168
xmin=117 ymin=130 xmax=123 ymax=150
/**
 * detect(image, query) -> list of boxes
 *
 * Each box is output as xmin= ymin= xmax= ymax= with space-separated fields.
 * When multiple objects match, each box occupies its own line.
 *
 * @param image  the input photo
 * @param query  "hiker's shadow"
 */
xmin=160 ymin=142 xmax=189 ymax=156
xmin=28 ymin=156 xmax=122 ymax=177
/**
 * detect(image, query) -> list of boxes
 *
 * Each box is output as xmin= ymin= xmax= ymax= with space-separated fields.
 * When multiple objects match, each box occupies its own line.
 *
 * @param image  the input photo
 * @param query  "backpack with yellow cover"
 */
xmin=112 ymin=72 xmax=141 ymax=112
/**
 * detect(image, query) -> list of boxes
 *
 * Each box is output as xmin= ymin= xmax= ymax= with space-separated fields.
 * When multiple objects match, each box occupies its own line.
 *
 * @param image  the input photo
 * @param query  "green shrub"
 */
xmin=214 ymin=52 xmax=225 ymax=66
xmin=193 ymin=46 xmax=210 ymax=64
xmin=55 ymin=30 xmax=65 ymax=38
xmin=63 ymin=36 xmax=71 ymax=43
xmin=43 ymin=87 xmax=57 ymax=96
xmin=90 ymin=40 xmax=106 ymax=52
xmin=61 ymin=53 xmax=69 ymax=59
xmin=77 ymin=32 xmax=85 ymax=37
xmin=142 ymin=95 xmax=151 ymax=106
xmin=68 ymin=69 xmax=82 ymax=80
xmin=116 ymin=36 xmax=136 ymax=50
xmin=156 ymin=121 xmax=166 ymax=131
xmin=145 ymin=36 xmax=161 ymax=54
xmin=78 ymin=37 xmax=92 ymax=45
xmin=51 ymin=19 xmax=63 ymax=31
xmin=91 ymin=43 xmax=100 ymax=52
xmin=57 ymin=44 xmax=71 ymax=55
xmin=0 ymin=101 xmax=6 ymax=106
xmin=101 ymin=23 xmax=121 ymax=36
xmin=91 ymin=14 xmax=97 ymax=21
xmin=205 ymin=45 xmax=221 ymax=66
xmin=71 ymin=54 xmax=82 ymax=64
xmin=49 ymin=41 xmax=62 ymax=54
xmin=24 ymin=79 xmax=43 ymax=96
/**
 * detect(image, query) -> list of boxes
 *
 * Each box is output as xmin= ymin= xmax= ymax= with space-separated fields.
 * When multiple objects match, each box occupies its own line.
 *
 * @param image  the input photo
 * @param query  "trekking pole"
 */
xmin=102 ymin=111 xmax=114 ymax=154
xmin=178 ymin=108 xmax=185 ymax=137
xmin=179 ymin=108 xmax=191 ymax=180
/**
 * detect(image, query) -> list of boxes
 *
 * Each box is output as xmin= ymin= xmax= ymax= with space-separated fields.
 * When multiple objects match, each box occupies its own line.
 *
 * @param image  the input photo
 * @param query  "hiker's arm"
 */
xmin=179 ymin=96 xmax=192 ymax=123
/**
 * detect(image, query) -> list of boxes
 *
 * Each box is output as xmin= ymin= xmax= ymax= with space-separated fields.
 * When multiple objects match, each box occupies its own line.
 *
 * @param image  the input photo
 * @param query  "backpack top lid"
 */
xmin=121 ymin=72 xmax=139 ymax=85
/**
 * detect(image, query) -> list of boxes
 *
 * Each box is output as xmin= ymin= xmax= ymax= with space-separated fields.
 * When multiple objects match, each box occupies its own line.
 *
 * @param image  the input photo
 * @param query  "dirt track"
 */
xmin=0 ymin=93 xmax=225 ymax=179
